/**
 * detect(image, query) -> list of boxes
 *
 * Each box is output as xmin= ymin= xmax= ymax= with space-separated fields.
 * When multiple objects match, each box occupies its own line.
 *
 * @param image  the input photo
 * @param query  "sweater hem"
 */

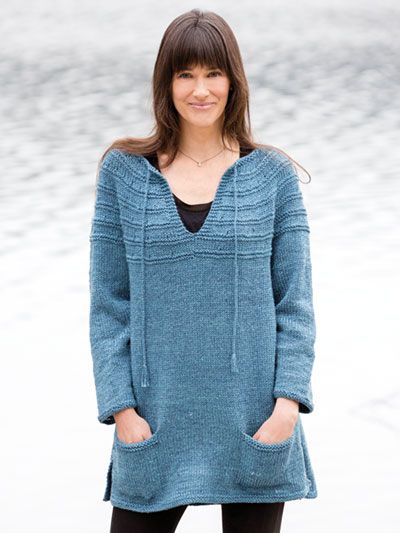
xmin=106 ymin=487 xmax=318 ymax=513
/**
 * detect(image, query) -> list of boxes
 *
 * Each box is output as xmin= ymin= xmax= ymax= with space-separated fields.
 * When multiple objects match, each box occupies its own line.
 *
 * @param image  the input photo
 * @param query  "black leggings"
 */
xmin=110 ymin=501 xmax=285 ymax=533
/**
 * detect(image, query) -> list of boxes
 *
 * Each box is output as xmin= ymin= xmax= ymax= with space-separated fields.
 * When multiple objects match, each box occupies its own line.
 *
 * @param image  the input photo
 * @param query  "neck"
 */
xmin=177 ymin=122 xmax=239 ymax=160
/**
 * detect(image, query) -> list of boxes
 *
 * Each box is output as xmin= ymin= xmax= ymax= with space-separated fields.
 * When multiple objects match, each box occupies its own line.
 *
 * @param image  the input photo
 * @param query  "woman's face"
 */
xmin=171 ymin=63 xmax=231 ymax=129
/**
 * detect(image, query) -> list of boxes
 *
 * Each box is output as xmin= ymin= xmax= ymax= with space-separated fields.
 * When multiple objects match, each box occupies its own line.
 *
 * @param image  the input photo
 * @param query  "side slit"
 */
xmin=103 ymin=457 xmax=113 ymax=501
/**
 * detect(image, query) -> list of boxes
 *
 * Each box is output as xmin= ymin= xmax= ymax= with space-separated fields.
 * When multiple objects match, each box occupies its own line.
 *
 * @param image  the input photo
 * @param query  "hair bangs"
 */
xmin=170 ymin=26 xmax=229 ymax=75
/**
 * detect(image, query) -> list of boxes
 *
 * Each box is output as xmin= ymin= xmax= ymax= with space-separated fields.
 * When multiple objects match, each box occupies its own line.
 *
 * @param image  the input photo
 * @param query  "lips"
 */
xmin=189 ymin=103 xmax=214 ymax=109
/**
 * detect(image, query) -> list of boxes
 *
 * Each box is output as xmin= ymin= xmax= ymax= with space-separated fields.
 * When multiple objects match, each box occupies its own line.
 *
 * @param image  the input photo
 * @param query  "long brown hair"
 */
xmin=98 ymin=8 xmax=311 ymax=183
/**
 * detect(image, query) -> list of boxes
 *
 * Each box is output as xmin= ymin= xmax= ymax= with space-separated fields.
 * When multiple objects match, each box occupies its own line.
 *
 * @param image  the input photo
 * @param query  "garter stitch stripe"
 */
xmin=89 ymin=146 xmax=318 ymax=512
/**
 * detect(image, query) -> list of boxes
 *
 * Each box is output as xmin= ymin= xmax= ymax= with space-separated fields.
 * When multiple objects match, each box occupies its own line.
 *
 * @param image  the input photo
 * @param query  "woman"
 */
xmin=89 ymin=9 xmax=317 ymax=533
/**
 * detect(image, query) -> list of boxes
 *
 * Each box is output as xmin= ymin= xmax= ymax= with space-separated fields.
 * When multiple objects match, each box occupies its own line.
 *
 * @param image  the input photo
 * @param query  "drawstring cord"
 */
xmin=141 ymin=163 xmax=240 ymax=387
xmin=140 ymin=167 xmax=151 ymax=387
xmin=231 ymin=165 xmax=239 ymax=373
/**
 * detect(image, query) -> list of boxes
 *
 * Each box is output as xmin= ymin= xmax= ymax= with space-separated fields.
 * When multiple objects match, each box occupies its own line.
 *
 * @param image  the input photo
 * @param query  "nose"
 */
xmin=192 ymin=79 xmax=210 ymax=97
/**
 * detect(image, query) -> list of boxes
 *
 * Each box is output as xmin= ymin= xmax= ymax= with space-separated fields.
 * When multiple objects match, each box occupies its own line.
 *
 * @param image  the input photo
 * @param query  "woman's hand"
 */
xmin=114 ymin=408 xmax=153 ymax=444
xmin=252 ymin=398 xmax=299 ymax=444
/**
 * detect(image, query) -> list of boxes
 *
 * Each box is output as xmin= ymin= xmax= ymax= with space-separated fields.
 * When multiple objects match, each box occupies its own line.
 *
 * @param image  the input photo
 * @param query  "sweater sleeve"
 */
xmin=271 ymin=164 xmax=316 ymax=414
xmin=89 ymin=153 xmax=138 ymax=425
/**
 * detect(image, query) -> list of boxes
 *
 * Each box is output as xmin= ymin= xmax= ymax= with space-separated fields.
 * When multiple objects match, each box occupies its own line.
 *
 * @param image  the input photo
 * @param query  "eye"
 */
xmin=176 ymin=70 xmax=223 ymax=79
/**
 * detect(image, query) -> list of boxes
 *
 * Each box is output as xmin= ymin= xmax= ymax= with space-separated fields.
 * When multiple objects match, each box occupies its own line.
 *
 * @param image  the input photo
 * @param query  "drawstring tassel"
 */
xmin=231 ymin=351 xmax=239 ymax=373
xmin=141 ymin=362 xmax=150 ymax=387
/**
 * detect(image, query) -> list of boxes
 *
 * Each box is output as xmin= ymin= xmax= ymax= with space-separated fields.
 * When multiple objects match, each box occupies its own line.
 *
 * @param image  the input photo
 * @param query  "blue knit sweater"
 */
xmin=89 ymin=147 xmax=318 ymax=512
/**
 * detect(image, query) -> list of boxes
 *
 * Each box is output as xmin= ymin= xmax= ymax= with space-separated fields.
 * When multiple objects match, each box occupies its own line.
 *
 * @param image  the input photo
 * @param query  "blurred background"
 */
xmin=1 ymin=0 xmax=399 ymax=531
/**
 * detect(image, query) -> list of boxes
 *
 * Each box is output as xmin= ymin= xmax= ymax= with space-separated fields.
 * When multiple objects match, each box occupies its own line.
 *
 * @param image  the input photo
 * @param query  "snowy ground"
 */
xmin=1 ymin=0 xmax=399 ymax=531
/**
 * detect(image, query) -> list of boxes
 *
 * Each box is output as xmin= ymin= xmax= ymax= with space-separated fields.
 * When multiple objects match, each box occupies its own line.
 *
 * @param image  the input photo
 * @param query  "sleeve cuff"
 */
xmin=273 ymin=390 xmax=314 ymax=414
xmin=98 ymin=400 xmax=138 ymax=425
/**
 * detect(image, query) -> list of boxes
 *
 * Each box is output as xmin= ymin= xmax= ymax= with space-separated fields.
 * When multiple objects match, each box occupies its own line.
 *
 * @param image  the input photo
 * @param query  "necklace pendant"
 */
xmin=197 ymin=161 xmax=202 ymax=167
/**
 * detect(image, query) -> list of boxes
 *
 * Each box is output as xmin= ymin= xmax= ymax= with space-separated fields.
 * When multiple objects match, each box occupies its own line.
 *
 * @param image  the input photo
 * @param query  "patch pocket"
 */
xmin=112 ymin=430 xmax=162 ymax=502
xmin=235 ymin=419 xmax=302 ymax=490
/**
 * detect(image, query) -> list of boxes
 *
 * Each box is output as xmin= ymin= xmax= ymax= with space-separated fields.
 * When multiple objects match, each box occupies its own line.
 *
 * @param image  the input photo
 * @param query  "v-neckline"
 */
xmin=139 ymin=148 xmax=261 ymax=239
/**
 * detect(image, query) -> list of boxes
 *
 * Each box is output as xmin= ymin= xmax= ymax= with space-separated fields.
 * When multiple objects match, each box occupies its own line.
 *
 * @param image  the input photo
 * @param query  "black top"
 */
xmin=145 ymin=147 xmax=253 ymax=233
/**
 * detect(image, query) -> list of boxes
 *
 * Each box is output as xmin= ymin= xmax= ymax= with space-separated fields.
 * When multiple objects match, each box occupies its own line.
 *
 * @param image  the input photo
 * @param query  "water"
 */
xmin=1 ymin=1 xmax=399 ymax=531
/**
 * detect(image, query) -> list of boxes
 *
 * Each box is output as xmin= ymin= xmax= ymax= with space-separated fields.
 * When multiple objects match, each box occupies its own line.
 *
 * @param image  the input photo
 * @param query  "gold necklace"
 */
xmin=178 ymin=147 xmax=226 ymax=167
